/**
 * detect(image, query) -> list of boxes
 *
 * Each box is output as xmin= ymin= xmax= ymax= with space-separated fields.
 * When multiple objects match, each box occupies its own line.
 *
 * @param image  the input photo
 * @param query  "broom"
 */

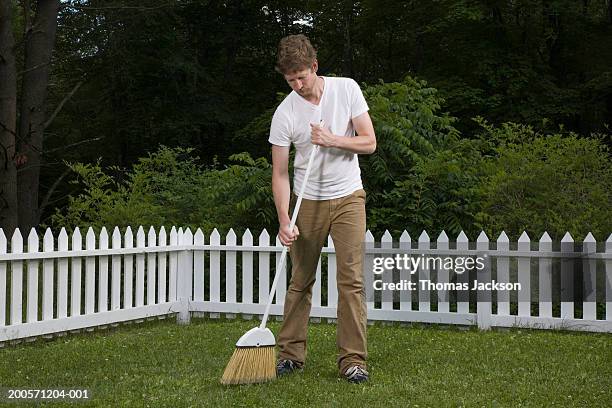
xmin=221 ymin=123 xmax=323 ymax=385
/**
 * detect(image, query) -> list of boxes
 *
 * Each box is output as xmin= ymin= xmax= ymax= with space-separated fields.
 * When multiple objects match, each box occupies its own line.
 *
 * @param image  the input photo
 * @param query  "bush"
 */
xmin=473 ymin=121 xmax=612 ymax=241
xmin=50 ymin=147 xmax=275 ymax=235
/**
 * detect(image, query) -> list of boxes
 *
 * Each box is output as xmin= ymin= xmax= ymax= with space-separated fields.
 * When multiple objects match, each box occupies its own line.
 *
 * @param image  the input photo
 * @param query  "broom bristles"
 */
xmin=221 ymin=346 xmax=276 ymax=385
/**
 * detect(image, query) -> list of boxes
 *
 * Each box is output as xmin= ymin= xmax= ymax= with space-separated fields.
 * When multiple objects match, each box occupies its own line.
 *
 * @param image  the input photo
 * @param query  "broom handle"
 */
xmin=260 ymin=138 xmax=321 ymax=329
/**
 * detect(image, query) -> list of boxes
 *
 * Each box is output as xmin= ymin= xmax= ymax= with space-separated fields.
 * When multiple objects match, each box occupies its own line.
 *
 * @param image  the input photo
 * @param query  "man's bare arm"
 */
xmin=310 ymin=111 xmax=376 ymax=154
xmin=271 ymin=145 xmax=299 ymax=246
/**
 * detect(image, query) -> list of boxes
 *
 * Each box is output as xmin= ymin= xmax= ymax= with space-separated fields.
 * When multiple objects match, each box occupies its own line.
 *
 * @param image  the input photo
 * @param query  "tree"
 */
xmin=0 ymin=0 xmax=18 ymax=233
xmin=17 ymin=0 xmax=60 ymax=231
xmin=0 ymin=0 xmax=60 ymax=233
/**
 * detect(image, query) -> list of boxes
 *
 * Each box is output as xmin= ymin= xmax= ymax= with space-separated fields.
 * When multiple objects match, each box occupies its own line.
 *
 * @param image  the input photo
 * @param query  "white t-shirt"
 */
xmin=268 ymin=76 xmax=369 ymax=200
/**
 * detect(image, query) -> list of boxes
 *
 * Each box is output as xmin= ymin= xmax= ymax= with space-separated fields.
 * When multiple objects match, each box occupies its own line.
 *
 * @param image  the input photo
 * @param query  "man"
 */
xmin=268 ymin=34 xmax=376 ymax=384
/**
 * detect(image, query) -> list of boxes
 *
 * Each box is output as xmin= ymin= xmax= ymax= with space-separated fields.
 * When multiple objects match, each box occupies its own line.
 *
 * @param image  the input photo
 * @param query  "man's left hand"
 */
xmin=310 ymin=123 xmax=336 ymax=147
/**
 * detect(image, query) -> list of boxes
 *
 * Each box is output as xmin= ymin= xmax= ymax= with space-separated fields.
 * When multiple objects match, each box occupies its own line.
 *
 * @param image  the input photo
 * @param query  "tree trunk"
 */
xmin=16 ymin=0 xmax=59 ymax=231
xmin=0 ymin=0 xmax=18 ymax=234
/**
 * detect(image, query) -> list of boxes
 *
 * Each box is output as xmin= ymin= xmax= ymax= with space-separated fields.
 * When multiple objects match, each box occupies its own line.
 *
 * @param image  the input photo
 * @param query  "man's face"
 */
xmin=283 ymin=63 xmax=318 ymax=97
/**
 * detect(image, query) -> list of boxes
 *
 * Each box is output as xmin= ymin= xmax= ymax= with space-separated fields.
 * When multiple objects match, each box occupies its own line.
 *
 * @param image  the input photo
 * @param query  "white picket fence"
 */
xmin=0 ymin=226 xmax=611 ymax=343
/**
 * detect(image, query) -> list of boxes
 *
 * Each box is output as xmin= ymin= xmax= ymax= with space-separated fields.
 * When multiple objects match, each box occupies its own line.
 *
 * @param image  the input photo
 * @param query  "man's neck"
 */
xmin=305 ymin=76 xmax=324 ymax=105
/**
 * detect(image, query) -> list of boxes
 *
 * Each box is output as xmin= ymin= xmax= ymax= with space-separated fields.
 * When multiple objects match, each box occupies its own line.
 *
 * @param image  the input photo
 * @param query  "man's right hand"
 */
xmin=278 ymin=223 xmax=300 ymax=247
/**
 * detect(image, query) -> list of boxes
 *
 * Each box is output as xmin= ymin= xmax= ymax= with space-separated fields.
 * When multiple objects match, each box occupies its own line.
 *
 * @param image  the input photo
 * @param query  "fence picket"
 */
xmin=193 ymin=229 xmax=205 ymax=302
xmin=517 ymin=232 xmax=531 ymax=317
xmin=176 ymin=228 xmax=193 ymax=324
xmin=418 ymin=231 xmax=430 ymax=312
xmin=496 ymin=232 xmax=510 ymax=315
xmin=181 ymin=228 xmax=194 ymax=304
xmin=158 ymin=227 xmax=167 ymax=303
xmin=0 ymin=230 xmax=6 ymax=325
xmin=146 ymin=227 xmax=157 ymax=305
xmin=145 ymin=227 xmax=156 ymax=305
xmin=560 ymin=232 xmax=574 ymax=319
xmin=27 ymin=229 xmax=39 ymax=323
xmin=210 ymin=229 xmax=221 ymax=311
xmin=258 ymin=230 xmax=270 ymax=305
xmin=70 ymin=228 xmax=82 ymax=317
xmin=111 ymin=227 xmax=122 ymax=310
xmin=42 ymin=229 xmax=55 ymax=321
xmin=436 ymin=231 xmax=449 ymax=313
xmin=226 ymin=229 xmax=237 ymax=318
xmin=476 ymin=231 xmax=491 ymax=329
xmin=399 ymin=231 xmax=412 ymax=311
xmin=456 ymin=231 xmax=469 ymax=314
xmin=583 ymin=233 xmax=597 ymax=320
xmin=242 ymin=230 xmax=254 ymax=310
xmin=168 ymin=227 xmax=178 ymax=301
xmin=85 ymin=228 xmax=96 ymax=315
xmin=135 ymin=227 xmax=145 ymax=307
xmin=98 ymin=228 xmax=109 ymax=313
xmin=58 ymin=228 xmax=68 ymax=318
xmin=11 ymin=229 xmax=24 ymax=325
xmin=381 ymin=231 xmax=393 ymax=311
xmin=124 ymin=227 xmax=134 ymax=309
xmin=538 ymin=232 xmax=553 ymax=318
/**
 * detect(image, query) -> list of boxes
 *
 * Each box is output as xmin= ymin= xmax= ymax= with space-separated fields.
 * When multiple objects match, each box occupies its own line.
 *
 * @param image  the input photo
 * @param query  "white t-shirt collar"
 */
xmin=294 ymin=76 xmax=326 ymax=108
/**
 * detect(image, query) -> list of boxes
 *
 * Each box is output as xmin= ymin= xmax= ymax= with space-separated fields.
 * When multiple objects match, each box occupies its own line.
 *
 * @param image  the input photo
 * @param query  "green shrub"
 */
xmin=474 ymin=121 xmax=612 ymax=241
xmin=50 ymin=147 xmax=275 ymax=235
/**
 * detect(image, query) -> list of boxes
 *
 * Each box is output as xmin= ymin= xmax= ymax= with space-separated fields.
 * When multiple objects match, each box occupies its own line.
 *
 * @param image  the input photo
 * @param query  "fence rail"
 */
xmin=1 ymin=226 xmax=611 ymax=343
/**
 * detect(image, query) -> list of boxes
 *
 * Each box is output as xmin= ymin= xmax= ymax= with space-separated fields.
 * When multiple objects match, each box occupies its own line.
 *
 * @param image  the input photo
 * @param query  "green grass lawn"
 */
xmin=0 ymin=317 xmax=610 ymax=407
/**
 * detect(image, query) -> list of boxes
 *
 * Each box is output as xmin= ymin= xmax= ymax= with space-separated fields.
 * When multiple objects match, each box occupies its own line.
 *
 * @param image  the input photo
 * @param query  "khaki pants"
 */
xmin=277 ymin=189 xmax=367 ymax=374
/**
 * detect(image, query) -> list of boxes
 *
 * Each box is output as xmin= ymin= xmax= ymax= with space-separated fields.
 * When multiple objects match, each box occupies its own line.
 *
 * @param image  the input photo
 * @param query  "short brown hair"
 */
xmin=275 ymin=34 xmax=317 ymax=75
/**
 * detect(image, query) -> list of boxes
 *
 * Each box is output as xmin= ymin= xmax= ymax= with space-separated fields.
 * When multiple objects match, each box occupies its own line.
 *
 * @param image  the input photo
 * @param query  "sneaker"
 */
xmin=344 ymin=365 xmax=369 ymax=383
xmin=276 ymin=359 xmax=302 ymax=376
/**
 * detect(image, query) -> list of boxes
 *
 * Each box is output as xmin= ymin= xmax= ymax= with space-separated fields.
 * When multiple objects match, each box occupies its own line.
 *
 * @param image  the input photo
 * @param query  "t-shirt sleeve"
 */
xmin=349 ymin=78 xmax=369 ymax=119
xmin=268 ymin=108 xmax=292 ymax=147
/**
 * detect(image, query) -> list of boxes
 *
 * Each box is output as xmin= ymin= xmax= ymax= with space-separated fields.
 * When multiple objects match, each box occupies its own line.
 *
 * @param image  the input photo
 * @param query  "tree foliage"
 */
xmin=359 ymin=77 xmax=481 ymax=237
